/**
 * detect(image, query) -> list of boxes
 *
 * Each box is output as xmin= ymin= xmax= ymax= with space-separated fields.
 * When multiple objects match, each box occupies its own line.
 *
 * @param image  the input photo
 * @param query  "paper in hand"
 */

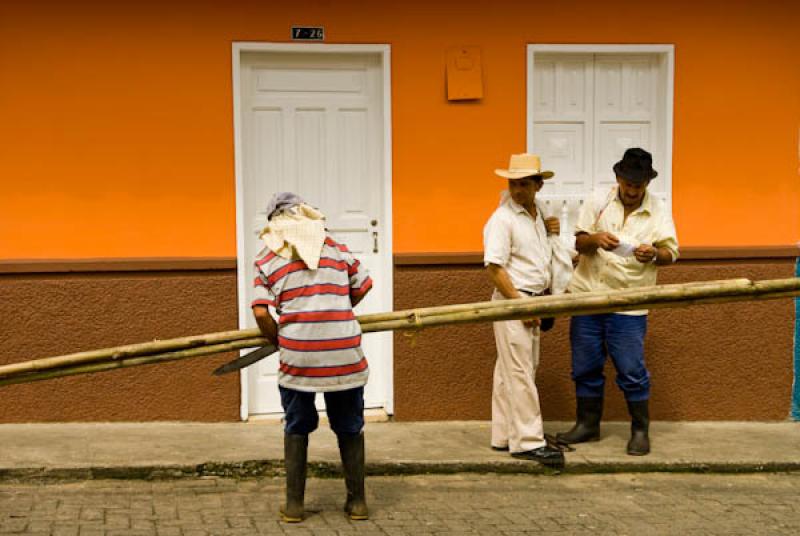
xmin=610 ymin=241 xmax=636 ymax=258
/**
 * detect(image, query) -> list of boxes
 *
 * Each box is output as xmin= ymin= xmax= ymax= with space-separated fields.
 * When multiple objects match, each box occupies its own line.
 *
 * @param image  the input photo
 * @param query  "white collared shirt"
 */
xmin=568 ymin=187 xmax=679 ymax=315
xmin=483 ymin=194 xmax=552 ymax=294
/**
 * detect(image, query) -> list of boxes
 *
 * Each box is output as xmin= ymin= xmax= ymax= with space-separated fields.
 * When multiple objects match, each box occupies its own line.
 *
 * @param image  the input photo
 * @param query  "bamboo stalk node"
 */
xmin=411 ymin=310 xmax=424 ymax=329
xmin=400 ymin=310 xmax=425 ymax=346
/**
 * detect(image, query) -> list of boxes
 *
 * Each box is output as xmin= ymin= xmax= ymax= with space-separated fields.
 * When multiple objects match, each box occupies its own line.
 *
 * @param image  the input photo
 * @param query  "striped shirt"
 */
xmin=251 ymin=235 xmax=373 ymax=392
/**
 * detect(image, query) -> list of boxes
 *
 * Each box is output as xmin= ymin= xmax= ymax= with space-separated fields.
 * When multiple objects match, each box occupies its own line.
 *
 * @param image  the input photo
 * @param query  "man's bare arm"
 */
xmin=653 ymin=246 xmax=674 ymax=266
xmin=252 ymin=305 xmax=278 ymax=346
xmin=575 ymin=231 xmax=620 ymax=255
xmin=486 ymin=263 xmax=521 ymax=300
xmin=486 ymin=263 xmax=539 ymax=328
xmin=351 ymin=292 xmax=367 ymax=308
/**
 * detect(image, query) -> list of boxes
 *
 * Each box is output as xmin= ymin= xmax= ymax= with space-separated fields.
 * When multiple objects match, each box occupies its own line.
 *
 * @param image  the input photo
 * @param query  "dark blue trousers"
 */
xmin=570 ymin=314 xmax=650 ymax=402
xmin=279 ymin=386 xmax=364 ymax=436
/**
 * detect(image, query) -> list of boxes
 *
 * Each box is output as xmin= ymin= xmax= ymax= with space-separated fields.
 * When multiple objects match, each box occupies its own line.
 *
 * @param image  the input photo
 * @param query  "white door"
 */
xmin=237 ymin=48 xmax=392 ymax=417
xmin=593 ymin=55 xmax=658 ymax=192
xmin=531 ymin=54 xmax=594 ymax=199
xmin=530 ymin=50 xmax=670 ymax=229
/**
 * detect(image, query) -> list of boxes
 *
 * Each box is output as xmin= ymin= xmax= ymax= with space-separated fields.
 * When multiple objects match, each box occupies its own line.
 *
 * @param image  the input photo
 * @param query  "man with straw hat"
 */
xmin=251 ymin=192 xmax=373 ymax=523
xmin=556 ymin=147 xmax=679 ymax=456
xmin=482 ymin=153 xmax=566 ymax=467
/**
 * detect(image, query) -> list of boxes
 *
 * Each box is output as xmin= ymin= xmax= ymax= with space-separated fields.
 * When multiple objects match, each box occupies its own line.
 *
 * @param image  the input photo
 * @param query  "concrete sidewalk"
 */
xmin=0 ymin=421 xmax=798 ymax=480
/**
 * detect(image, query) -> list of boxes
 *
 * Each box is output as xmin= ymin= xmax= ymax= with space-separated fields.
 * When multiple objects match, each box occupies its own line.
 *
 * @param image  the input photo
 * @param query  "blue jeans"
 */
xmin=279 ymin=386 xmax=365 ymax=436
xmin=570 ymin=314 xmax=650 ymax=401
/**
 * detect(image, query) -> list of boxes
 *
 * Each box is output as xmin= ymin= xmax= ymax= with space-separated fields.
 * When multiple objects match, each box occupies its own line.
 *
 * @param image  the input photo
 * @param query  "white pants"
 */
xmin=491 ymin=292 xmax=545 ymax=453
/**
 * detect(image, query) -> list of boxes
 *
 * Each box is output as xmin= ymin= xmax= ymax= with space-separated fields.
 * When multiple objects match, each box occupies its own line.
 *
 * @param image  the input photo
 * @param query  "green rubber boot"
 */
xmin=280 ymin=433 xmax=308 ymax=523
xmin=338 ymin=432 xmax=369 ymax=520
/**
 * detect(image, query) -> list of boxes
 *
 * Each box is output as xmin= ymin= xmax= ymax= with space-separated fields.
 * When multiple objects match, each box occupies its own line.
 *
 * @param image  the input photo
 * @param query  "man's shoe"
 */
xmin=511 ymin=445 xmax=565 ymax=468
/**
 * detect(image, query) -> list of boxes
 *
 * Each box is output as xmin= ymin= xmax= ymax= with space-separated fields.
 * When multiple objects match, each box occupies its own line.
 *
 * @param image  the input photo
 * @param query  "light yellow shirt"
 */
xmin=568 ymin=187 xmax=679 ymax=315
xmin=483 ymin=194 xmax=552 ymax=294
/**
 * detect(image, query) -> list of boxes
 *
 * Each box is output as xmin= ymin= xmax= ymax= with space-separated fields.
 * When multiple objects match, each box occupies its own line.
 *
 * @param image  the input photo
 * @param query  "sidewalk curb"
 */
xmin=2 ymin=459 xmax=800 ymax=482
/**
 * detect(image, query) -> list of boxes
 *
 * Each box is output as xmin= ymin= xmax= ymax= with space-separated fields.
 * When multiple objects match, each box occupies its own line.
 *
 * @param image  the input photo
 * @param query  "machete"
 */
xmin=212 ymin=343 xmax=278 ymax=376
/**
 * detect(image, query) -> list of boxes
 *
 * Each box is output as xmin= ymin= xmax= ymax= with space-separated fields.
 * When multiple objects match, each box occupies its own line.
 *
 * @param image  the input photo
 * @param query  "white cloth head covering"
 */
xmin=265 ymin=192 xmax=306 ymax=220
xmin=260 ymin=192 xmax=327 ymax=269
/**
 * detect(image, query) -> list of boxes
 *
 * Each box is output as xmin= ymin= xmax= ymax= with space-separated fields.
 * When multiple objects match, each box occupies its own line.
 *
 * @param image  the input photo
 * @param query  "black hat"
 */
xmin=613 ymin=148 xmax=658 ymax=183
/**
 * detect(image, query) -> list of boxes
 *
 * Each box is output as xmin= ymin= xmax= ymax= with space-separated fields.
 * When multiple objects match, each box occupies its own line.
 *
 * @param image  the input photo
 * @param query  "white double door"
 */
xmin=531 ymin=52 xmax=669 ymax=203
xmin=237 ymin=47 xmax=391 ymax=417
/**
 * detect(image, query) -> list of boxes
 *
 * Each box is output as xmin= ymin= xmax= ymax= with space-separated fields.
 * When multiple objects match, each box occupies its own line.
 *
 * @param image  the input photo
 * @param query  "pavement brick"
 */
xmin=51 ymin=524 xmax=79 ymax=536
xmin=0 ymin=518 xmax=27 ymax=533
xmin=0 ymin=474 xmax=798 ymax=534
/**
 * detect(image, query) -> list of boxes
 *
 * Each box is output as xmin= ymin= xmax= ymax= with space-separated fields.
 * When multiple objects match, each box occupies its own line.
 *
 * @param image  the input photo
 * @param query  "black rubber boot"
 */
xmin=280 ymin=433 xmax=308 ymax=523
xmin=337 ymin=432 xmax=369 ymax=520
xmin=626 ymin=399 xmax=650 ymax=456
xmin=556 ymin=397 xmax=603 ymax=445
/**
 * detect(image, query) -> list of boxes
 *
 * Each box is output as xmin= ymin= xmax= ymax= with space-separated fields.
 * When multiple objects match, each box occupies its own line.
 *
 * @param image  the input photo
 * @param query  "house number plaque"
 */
xmin=291 ymin=27 xmax=324 ymax=41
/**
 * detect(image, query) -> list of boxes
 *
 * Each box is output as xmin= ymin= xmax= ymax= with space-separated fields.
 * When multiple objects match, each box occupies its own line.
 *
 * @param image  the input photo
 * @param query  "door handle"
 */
xmin=372 ymin=231 xmax=378 ymax=253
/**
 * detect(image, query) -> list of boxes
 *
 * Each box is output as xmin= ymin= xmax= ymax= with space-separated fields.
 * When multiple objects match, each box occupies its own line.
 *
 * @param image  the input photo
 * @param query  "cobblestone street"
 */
xmin=0 ymin=473 xmax=798 ymax=535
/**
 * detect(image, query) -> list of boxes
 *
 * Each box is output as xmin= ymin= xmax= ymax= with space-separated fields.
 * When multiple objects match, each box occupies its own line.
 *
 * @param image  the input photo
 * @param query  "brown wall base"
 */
xmin=394 ymin=258 xmax=796 ymax=421
xmin=0 ymin=252 xmax=796 ymax=422
xmin=0 ymin=271 xmax=241 ymax=422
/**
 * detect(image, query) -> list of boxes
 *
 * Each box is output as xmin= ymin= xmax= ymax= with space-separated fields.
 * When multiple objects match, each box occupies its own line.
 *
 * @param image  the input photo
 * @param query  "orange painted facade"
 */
xmin=1 ymin=0 xmax=798 ymax=258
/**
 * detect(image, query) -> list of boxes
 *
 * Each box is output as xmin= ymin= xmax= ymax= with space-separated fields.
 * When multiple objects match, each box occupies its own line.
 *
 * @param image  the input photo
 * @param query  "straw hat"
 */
xmin=494 ymin=153 xmax=554 ymax=180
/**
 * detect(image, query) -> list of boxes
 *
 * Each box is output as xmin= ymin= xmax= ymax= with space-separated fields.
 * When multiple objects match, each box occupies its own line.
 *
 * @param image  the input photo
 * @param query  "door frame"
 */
xmin=526 ymin=44 xmax=675 ymax=209
xmin=231 ymin=42 xmax=394 ymax=421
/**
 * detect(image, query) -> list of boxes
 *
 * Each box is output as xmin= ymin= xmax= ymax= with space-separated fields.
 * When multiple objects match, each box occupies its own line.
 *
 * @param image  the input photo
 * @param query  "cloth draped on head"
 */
xmin=260 ymin=192 xmax=327 ymax=269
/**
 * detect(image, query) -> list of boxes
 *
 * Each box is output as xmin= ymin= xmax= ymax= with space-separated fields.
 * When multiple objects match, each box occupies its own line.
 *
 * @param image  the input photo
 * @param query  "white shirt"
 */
xmin=483 ymin=194 xmax=552 ymax=294
xmin=568 ymin=187 xmax=680 ymax=315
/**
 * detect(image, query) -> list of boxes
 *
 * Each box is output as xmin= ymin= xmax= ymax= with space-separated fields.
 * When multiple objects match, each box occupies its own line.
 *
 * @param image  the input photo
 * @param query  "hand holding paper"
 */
xmin=634 ymin=244 xmax=658 ymax=264
xmin=611 ymin=241 xmax=636 ymax=258
xmin=593 ymin=232 xmax=620 ymax=251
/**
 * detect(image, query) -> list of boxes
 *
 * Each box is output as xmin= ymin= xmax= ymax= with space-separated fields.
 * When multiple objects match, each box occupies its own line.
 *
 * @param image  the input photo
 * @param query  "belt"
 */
xmin=518 ymin=289 xmax=547 ymax=297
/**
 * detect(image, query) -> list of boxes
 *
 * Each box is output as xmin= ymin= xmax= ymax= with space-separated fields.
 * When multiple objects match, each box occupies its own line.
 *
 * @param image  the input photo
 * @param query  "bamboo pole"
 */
xmin=0 ymin=338 xmax=268 ymax=388
xmin=362 ymin=284 xmax=800 ymax=333
xmin=356 ymin=278 xmax=756 ymax=324
xmin=0 ymin=278 xmax=761 ymax=380
xmin=0 ymin=277 xmax=798 ymax=387
xmin=0 ymin=327 xmax=261 ymax=379
xmin=362 ymin=278 xmax=794 ymax=332
xmin=2 ymin=286 xmax=798 ymax=388
xmin=2 ymin=279 xmax=746 ymax=379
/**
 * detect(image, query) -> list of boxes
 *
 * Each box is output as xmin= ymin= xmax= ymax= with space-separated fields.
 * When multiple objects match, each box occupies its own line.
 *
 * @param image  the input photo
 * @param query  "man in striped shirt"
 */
xmin=252 ymin=193 xmax=373 ymax=523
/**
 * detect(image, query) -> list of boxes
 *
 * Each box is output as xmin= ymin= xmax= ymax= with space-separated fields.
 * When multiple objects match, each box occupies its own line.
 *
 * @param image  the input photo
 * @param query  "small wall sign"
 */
xmin=446 ymin=46 xmax=483 ymax=101
xmin=291 ymin=27 xmax=325 ymax=41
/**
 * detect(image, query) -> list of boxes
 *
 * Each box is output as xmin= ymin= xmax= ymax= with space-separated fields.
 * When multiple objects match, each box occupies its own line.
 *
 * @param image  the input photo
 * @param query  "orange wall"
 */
xmin=1 ymin=0 xmax=798 ymax=258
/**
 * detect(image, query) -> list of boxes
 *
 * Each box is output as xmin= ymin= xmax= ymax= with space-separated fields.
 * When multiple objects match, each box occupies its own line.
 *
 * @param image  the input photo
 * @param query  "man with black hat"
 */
xmin=557 ymin=148 xmax=679 ymax=456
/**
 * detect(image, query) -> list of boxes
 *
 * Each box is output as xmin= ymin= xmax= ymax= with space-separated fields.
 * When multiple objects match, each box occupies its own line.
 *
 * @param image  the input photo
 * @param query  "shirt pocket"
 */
xmin=630 ymin=214 xmax=659 ymax=244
